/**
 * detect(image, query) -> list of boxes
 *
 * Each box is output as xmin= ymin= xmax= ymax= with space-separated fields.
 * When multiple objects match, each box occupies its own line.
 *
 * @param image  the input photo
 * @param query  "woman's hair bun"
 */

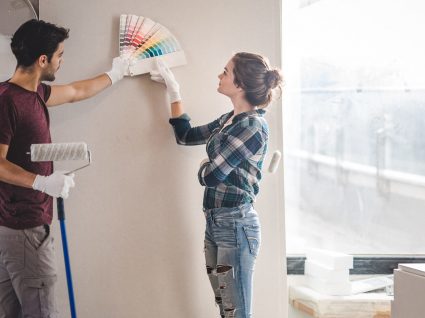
xmin=266 ymin=69 xmax=283 ymax=89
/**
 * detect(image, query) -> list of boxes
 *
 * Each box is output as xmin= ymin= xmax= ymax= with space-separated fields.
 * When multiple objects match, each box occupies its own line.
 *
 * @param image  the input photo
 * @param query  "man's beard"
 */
xmin=41 ymin=67 xmax=56 ymax=82
xmin=41 ymin=72 xmax=55 ymax=82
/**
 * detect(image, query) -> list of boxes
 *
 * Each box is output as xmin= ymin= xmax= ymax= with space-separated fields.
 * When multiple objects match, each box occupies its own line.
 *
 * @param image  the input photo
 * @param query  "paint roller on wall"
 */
xmin=30 ymin=142 xmax=91 ymax=318
xmin=268 ymin=150 xmax=282 ymax=174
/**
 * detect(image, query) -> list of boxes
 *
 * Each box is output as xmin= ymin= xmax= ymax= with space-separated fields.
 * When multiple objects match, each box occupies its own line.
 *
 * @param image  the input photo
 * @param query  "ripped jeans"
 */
xmin=204 ymin=204 xmax=261 ymax=318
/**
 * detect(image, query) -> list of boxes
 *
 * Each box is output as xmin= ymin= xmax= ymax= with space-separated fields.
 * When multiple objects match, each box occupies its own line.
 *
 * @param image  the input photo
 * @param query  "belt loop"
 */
xmin=240 ymin=206 xmax=245 ymax=218
xmin=242 ymin=204 xmax=250 ymax=218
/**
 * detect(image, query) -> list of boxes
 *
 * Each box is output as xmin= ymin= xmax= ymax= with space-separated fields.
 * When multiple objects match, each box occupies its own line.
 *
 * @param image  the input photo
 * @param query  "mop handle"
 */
xmin=57 ymin=198 xmax=77 ymax=318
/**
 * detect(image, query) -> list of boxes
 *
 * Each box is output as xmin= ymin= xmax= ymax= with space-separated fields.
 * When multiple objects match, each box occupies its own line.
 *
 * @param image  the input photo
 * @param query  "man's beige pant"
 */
xmin=0 ymin=225 xmax=58 ymax=318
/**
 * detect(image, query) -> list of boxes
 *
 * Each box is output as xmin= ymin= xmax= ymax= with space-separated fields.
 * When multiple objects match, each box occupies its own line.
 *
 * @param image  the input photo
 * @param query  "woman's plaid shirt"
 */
xmin=169 ymin=109 xmax=269 ymax=209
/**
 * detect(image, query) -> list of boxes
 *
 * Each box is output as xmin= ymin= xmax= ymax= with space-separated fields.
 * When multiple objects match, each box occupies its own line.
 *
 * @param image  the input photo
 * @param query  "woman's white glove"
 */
xmin=32 ymin=171 xmax=75 ymax=199
xmin=150 ymin=59 xmax=181 ymax=103
xmin=106 ymin=56 xmax=129 ymax=85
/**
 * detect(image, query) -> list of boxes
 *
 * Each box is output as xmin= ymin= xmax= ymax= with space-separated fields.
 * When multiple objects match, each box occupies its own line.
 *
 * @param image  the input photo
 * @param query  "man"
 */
xmin=0 ymin=19 xmax=127 ymax=317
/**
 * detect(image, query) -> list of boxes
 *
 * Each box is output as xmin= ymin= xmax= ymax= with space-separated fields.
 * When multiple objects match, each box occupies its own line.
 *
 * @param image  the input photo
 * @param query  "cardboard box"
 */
xmin=391 ymin=268 xmax=425 ymax=318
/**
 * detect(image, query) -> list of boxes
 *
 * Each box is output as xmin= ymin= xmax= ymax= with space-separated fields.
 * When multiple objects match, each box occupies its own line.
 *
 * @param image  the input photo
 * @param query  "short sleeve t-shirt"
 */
xmin=0 ymin=82 xmax=53 ymax=229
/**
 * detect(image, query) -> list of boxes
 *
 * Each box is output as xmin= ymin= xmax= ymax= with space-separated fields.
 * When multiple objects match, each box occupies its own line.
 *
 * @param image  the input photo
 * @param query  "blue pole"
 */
xmin=57 ymin=198 xmax=77 ymax=318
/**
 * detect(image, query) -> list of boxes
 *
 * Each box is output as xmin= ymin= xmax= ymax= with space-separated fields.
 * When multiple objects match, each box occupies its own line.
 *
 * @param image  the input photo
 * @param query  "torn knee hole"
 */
xmin=206 ymin=265 xmax=214 ymax=274
xmin=216 ymin=265 xmax=232 ymax=273
xmin=225 ymin=308 xmax=236 ymax=315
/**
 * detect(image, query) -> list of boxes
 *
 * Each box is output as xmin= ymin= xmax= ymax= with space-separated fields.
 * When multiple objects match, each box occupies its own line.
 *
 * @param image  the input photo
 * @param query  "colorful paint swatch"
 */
xmin=119 ymin=14 xmax=187 ymax=76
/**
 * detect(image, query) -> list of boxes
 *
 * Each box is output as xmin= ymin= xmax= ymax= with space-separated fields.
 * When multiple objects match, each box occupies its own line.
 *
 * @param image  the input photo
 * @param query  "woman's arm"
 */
xmin=150 ymin=61 xmax=224 ymax=145
xmin=169 ymin=112 xmax=222 ymax=146
xmin=171 ymin=101 xmax=184 ymax=118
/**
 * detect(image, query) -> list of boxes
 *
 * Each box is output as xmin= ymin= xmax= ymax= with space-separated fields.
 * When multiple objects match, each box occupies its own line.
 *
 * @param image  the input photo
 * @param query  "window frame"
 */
xmin=287 ymin=255 xmax=425 ymax=275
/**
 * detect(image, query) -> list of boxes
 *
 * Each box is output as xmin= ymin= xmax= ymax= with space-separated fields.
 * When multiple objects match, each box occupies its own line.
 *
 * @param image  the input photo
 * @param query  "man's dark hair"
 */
xmin=11 ymin=19 xmax=69 ymax=67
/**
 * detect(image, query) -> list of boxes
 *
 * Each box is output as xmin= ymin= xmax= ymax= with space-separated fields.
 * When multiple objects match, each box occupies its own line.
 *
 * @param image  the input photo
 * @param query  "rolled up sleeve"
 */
xmin=169 ymin=113 xmax=221 ymax=145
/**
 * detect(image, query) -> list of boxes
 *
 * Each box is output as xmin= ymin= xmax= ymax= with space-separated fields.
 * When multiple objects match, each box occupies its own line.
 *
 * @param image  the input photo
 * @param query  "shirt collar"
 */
xmin=231 ymin=109 xmax=266 ymax=123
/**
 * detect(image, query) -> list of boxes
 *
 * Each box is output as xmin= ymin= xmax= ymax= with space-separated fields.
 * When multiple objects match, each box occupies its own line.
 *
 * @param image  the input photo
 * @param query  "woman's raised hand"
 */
xmin=150 ymin=59 xmax=181 ymax=103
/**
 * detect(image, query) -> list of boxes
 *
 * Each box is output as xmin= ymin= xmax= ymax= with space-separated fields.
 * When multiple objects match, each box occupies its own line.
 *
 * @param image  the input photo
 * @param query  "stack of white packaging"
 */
xmin=304 ymin=248 xmax=353 ymax=296
xmin=391 ymin=263 xmax=425 ymax=318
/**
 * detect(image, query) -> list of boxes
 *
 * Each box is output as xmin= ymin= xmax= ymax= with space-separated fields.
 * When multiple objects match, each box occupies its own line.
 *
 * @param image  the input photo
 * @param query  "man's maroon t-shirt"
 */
xmin=0 ymin=82 xmax=53 ymax=229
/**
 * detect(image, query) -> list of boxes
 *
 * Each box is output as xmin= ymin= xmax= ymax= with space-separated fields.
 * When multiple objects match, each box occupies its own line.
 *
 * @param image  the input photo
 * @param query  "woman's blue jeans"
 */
xmin=204 ymin=204 xmax=261 ymax=318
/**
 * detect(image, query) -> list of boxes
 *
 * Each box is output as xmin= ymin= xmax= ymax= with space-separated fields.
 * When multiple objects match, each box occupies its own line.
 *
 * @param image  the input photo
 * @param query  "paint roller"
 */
xmin=30 ymin=142 xmax=91 ymax=318
xmin=30 ymin=142 xmax=91 ymax=173
xmin=268 ymin=150 xmax=282 ymax=174
xmin=199 ymin=150 xmax=282 ymax=174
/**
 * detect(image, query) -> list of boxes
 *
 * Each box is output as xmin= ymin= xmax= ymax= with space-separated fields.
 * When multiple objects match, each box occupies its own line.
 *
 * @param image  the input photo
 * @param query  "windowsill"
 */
xmin=287 ymin=149 xmax=425 ymax=200
xmin=289 ymin=284 xmax=392 ymax=318
xmin=287 ymin=256 xmax=425 ymax=275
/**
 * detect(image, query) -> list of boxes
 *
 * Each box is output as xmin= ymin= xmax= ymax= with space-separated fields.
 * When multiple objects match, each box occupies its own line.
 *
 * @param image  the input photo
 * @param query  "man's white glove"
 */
xmin=32 ymin=171 xmax=75 ymax=199
xmin=150 ymin=59 xmax=181 ymax=103
xmin=106 ymin=56 xmax=129 ymax=85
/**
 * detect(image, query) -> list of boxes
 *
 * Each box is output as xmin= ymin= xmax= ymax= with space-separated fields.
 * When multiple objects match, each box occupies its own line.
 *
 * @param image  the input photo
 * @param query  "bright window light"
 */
xmin=283 ymin=0 xmax=425 ymax=255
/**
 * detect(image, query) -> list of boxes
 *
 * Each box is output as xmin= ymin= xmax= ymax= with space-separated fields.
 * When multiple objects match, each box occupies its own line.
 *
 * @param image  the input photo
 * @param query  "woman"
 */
xmin=150 ymin=52 xmax=282 ymax=318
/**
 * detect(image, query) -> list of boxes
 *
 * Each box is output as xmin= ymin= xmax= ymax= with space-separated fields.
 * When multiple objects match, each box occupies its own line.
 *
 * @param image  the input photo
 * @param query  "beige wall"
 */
xmin=40 ymin=0 xmax=286 ymax=317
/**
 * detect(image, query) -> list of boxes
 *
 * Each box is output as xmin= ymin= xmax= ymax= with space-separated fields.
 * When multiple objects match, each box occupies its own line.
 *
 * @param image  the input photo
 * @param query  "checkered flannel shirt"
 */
xmin=169 ymin=109 xmax=269 ymax=209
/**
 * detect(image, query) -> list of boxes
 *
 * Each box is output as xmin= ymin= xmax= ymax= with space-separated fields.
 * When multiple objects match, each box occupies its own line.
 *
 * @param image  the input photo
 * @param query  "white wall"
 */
xmin=40 ymin=0 xmax=286 ymax=317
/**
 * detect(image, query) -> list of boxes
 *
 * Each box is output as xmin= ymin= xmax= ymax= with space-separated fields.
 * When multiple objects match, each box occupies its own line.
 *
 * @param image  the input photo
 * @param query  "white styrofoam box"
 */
xmin=306 ymin=248 xmax=353 ymax=269
xmin=305 ymin=260 xmax=350 ymax=282
xmin=351 ymin=275 xmax=393 ymax=294
xmin=392 ymin=269 xmax=425 ymax=318
xmin=306 ymin=275 xmax=352 ymax=296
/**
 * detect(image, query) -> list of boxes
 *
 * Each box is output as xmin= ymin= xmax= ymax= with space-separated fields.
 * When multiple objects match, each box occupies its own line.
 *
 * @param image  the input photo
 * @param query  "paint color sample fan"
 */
xmin=119 ymin=14 xmax=187 ymax=76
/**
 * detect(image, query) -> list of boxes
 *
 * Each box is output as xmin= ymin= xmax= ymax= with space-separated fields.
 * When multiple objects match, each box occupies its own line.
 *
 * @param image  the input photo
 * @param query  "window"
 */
xmin=283 ymin=0 xmax=425 ymax=257
xmin=0 ymin=34 xmax=15 ymax=81
xmin=0 ymin=0 xmax=38 ymax=81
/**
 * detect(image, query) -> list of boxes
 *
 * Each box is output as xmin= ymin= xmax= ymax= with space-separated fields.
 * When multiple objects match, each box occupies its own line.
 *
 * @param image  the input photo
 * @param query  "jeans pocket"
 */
xmin=22 ymin=276 xmax=58 ymax=317
xmin=243 ymin=225 xmax=261 ymax=257
xmin=212 ymin=218 xmax=238 ymax=248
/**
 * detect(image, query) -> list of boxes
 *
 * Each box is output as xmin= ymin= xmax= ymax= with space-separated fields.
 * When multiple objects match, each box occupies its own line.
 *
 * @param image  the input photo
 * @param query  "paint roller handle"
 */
xmin=57 ymin=197 xmax=65 ymax=221
xmin=106 ymin=56 xmax=129 ymax=84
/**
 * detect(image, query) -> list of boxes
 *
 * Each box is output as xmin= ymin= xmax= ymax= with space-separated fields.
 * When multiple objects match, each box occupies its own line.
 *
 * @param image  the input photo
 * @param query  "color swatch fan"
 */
xmin=119 ymin=14 xmax=187 ymax=76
